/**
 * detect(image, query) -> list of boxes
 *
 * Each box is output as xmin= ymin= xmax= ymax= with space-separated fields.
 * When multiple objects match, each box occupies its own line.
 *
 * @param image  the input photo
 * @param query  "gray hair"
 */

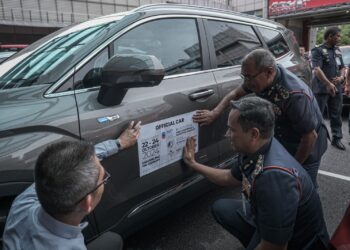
xmin=243 ymin=48 xmax=276 ymax=71
xmin=35 ymin=141 xmax=99 ymax=216
xmin=230 ymin=96 xmax=275 ymax=139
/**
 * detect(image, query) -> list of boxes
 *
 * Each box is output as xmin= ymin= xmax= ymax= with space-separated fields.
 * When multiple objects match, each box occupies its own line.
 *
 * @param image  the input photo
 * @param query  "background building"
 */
xmin=229 ymin=0 xmax=265 ymax=18
xmin=0 ymin=0 xmax=235 ymax=44
xmin=4 ymin=0 xmax=348 ymax=51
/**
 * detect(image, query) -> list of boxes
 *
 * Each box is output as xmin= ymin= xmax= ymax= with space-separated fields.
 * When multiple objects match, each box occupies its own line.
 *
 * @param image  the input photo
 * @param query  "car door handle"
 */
xmin=189 ymin=89 xmax=215 ymax=100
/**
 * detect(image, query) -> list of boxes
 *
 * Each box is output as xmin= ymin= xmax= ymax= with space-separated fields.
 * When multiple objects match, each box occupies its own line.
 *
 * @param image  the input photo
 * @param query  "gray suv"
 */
xmin=0 ymin=4 xmax=311 ymax=242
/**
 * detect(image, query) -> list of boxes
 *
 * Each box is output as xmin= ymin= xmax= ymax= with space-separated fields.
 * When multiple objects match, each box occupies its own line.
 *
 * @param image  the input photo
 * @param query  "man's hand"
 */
xmin=118 ymin=121 xmax=141 ymax=150
xmin=183 ymin=137 xmax=197 ymax=167
xmin=331 ymin=76 xmax=344 ymax=85
xmin=192 ymin=110 xmax=218 ymax=126
xmin=345 ymin=83 xmax=350 ymax=97
xmin=326 ymin=82 xmax=337 ymax=96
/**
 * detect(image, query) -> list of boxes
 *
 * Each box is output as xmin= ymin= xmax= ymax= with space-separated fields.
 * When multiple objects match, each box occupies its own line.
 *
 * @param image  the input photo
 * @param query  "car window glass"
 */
xmin=340 ymin=47 xmax=350 ymax=66
xmin=56 ymin=76 xmax=74 ymax=93
xmin=207 ymin=20 xmax=261 ymax=68
xmin=257 ymin=27 xmax=289 ymax=58
xmin=112 ymin=18 xmax=202 ymax=75
xmin=0 ymin=22 xmax=115 ymax=90
xmin=74 ymin=47 xmax=109 ymax=89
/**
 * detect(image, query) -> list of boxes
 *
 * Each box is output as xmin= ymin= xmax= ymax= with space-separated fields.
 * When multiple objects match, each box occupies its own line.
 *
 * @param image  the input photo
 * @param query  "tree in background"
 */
xmin=316 ymin=24 xmax=350 ymax=45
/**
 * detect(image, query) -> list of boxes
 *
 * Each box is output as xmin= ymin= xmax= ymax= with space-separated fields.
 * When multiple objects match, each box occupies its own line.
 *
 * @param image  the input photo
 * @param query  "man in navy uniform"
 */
xmin=183 ymin=96 xmax=329 ymax=250
xmin=193 ymin=48 xmax=327 ymax=187
xmin=311 ymin=26 xmax=346 ymax=150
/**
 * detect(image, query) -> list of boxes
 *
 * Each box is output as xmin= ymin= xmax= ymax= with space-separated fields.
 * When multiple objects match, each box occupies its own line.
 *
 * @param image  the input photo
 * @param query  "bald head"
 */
xmin=243 ymin=49 xmax=276 ymax=72
xmin=241 ymin=49 xmax=277 ymax=93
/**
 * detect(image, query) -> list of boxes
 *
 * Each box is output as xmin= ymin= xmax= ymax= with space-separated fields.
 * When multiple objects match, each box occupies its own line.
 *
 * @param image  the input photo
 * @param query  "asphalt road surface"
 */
xmin=124 ymin=119 xmax=350 ymax=250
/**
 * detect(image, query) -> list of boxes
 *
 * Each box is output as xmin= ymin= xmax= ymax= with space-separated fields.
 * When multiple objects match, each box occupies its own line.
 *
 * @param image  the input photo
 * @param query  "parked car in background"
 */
xmin=0 ymin=4 xmax=311 ymax=243
xmin=0 ymin=44 xmax=28 ymax=64
xmin=339 ymin=45 xmax=350 ymax=109
xmin=0 ymin=51 xmax=16 ymax=64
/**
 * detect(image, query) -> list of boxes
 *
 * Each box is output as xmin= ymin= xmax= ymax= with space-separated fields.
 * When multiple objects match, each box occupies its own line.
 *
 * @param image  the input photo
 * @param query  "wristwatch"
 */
xmin=116 ymin=138 xmax=122 ymax=150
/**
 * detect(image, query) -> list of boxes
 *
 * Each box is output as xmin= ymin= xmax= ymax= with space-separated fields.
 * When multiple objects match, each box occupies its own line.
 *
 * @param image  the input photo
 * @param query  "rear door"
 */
xmin=203 ymin=18 xmax=263 ymax=162
xmin=73 ymin=17 xmax=220 ymax=234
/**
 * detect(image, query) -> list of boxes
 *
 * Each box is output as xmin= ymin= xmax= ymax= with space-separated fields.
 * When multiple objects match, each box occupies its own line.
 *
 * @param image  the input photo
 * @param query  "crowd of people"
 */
xmin=2 ymin=27 xmax=350 ymax=250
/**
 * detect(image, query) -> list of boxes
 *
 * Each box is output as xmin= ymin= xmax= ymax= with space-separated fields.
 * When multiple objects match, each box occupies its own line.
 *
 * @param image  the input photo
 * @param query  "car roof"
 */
xmin=132 ymin=4 xmax=284 ymax=30
xmin=87 ymin=4 xmax=284 ymax=31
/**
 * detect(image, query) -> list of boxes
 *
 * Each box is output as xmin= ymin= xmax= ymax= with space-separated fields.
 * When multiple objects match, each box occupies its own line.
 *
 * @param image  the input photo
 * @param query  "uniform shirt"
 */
xmin=2 ymin=140 xmax=119 ymax=250
xmin=245 ymin=65 xmax=327 ymax=165
xmin=311 ymin=43 xmax=344 ymax=94
xmin=231 ymin=138 xmax=329 ymax=249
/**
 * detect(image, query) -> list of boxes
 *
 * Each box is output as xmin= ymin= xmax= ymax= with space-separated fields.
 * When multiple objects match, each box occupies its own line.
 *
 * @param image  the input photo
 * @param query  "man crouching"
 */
xmin=183 ymin=96 xmax=329 ymax=250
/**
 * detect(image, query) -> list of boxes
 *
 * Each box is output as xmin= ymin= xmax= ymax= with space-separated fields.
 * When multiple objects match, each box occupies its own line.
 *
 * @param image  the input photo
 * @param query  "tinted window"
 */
xmin=74 ymin=48 xmax=109 ymax=89
xmin=258 ymin=27 xmax=289 ymax=58
xmin=207 ymin=21 xmax=261 ymax=68
xmin=113 ymin=18 xmax=202 ymax=75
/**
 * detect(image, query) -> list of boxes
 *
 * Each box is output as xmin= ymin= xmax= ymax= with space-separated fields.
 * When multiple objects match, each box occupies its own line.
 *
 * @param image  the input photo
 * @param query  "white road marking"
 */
xmin=319 ymin=170 xmax=350 ymax=182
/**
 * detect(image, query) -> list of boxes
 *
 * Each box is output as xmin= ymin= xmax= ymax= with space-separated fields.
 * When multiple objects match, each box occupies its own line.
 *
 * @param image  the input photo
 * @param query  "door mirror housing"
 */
xmin=98 ymin=54 xmax=165 ymax=106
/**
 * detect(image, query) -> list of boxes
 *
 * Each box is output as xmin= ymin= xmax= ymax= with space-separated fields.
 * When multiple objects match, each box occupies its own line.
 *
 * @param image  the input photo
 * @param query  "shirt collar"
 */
xmin=241 ymin=139 xmax=272 ymax=174
xmin=323 ymin=43 xmax=335 ymax=49
xmin=38 ymin=207 xmax=88 ymax=239
xmin=259 ymin=65 xmax=281 ymax=97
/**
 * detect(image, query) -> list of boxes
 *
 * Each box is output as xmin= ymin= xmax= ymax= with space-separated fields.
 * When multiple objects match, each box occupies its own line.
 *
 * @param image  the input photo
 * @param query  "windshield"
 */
xmin=0 ymin=14 xmax=128 ymax=90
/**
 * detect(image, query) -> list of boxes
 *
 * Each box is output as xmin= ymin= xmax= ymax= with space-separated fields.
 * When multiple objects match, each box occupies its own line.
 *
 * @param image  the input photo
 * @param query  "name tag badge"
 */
xmin=336 ymin=57 xmax=341 ymax=66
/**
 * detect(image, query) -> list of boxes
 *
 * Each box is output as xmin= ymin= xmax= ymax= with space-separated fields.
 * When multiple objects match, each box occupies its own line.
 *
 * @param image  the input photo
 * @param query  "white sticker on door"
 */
xmin=138 ymin=111 xmax=199 ymax=177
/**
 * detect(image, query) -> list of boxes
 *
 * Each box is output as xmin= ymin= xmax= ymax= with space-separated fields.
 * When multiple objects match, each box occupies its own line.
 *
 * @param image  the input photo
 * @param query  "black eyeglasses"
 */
xmin=240 ymin=71 xmax=263 ymax=81
xmin=74 ymin=169 xmax=111 ymax=205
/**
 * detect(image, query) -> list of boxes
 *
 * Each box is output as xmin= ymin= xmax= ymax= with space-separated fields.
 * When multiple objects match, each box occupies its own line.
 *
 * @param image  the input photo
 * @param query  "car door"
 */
xmin=73 ymin=17 xmax=220 ymax=234
xmin=203 ymin=18 xmax=263 ymax=162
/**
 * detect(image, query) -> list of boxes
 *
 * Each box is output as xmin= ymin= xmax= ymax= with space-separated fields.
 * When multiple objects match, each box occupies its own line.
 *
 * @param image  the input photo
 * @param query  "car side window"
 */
xmin=257 ymin=27 xmax=290 ymax=58
xmin=112 ymin=18 xmax=202 ymax=76
xmin=74 ymin=48 xmax=109 ymax=90
xmin=207 ymin=20 xmax=262 ymax=68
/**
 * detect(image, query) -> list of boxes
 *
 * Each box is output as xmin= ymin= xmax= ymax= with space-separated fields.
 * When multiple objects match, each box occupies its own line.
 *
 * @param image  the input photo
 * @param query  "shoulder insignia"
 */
xmin=272 ymin=104 xmax=282 ymax=116
xmin=253 ymin=154 xmax=264 ymax=177
xmin=275 ymin=84 xmax=290 ymax=100
xmin=242 ymin=176 xmax=251 ymax=199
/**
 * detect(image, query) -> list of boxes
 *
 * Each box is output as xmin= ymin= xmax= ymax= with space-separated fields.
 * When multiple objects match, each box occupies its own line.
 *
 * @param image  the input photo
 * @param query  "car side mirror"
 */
xmin=97 ymin=54 xmax=165 ymax=106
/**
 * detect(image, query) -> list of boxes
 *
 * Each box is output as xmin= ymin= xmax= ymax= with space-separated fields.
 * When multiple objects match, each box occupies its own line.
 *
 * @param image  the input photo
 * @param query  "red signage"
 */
xmin=269 ymin=0 xmax=350 ymax=17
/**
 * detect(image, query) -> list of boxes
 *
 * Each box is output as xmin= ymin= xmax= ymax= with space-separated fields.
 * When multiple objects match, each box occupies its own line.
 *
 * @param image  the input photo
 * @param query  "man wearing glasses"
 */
xmin=193 ymin=49 xmax=327 ymax=187
xmin=2 ymin=121 xmax=141 ymax=250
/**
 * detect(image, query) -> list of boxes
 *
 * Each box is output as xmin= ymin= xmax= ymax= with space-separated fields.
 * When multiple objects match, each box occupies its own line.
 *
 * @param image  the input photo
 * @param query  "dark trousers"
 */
xmin=315 ymin=93 xmax=343 ymax=139
xmin=303 ymin=160 xmax=320 ymax=188
xmin=212 ymin=198 xmax=328 ymax=250
xmin=211 ymin=199 xmax=260 ymax=250
xmin=87 ymin=232 xmax=123 ymax=250
xmin=348 ymin=109 xmax=350 ymax=134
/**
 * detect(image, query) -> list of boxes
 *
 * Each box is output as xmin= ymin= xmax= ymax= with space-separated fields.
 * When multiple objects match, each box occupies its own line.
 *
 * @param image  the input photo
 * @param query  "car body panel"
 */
xmin=0 ymin=85 xmax=79 ymax=189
